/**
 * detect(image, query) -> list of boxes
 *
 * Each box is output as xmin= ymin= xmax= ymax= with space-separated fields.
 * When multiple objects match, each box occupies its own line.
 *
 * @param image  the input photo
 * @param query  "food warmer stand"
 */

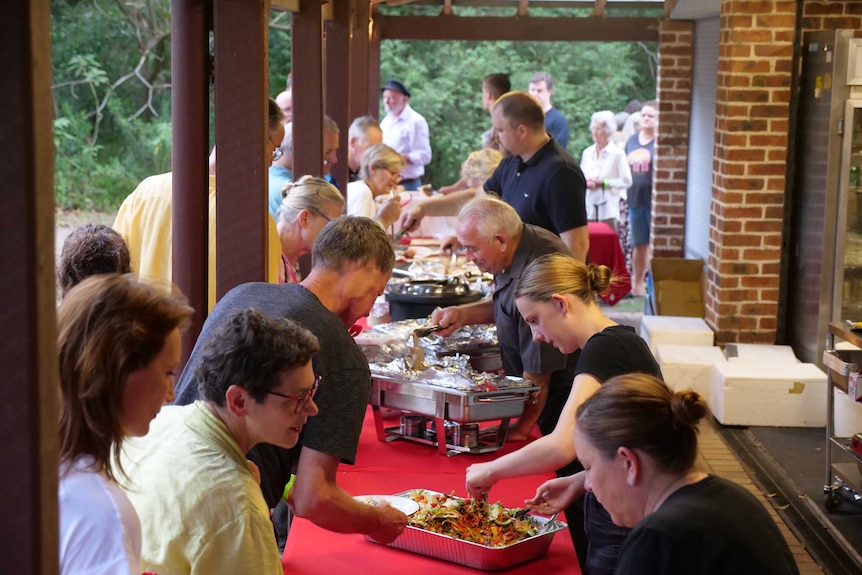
xmin=369 ymin=373 xmax=539 ymax=457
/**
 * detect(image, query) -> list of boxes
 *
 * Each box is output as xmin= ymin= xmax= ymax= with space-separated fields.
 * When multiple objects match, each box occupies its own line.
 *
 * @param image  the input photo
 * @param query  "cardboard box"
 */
xmin=639 ymin=316 xmax=715 ymax=355
xmin=710 ymin=362 xmax=827 ymax=427
xmin=655 ymin=344 xmax=726 ymax=401
xmin=724 ymin=343 xmax=799 ymax=363
xmin=647 ymin=258 xmax=706 ymax=317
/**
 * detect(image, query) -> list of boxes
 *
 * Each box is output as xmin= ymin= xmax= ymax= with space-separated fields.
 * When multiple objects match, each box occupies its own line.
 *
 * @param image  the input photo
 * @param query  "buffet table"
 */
xmin=588 ymin=222 xmax=631 ymax=304
xmin=282 ymin=407 xmax=581 ymax=574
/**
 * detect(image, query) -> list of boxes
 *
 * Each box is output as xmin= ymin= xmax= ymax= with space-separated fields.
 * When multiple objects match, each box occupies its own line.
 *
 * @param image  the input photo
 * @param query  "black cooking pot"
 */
xmin=385 ymin=278 xmax=482 ymax=321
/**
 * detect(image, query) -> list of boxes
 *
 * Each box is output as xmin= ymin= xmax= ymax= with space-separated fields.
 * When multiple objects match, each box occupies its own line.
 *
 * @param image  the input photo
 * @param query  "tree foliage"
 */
xmin=52 ymin=1 xmax=656 ymax=210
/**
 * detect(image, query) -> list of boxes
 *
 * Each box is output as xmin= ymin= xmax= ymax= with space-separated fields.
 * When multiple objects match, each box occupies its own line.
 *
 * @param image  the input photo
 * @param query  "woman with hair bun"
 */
xmin=569 ymin=374 xmax=799 ymax=575
xmin=465 ymin=253 xmax=662 ymax=575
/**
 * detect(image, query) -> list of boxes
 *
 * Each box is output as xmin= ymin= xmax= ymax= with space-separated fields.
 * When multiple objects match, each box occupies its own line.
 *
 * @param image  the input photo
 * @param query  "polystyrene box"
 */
xmin=724 ymin=343 xmax=799 ymax=363
xmin=834 ymin=387 xmax=862 ymax=437
xmin=639 ymin=316 xmax=714 ymax=355
xmin=710 ymin=362 xmax=827 ymax=427
xmin=655 ymin=344 xmax=726 ymax=401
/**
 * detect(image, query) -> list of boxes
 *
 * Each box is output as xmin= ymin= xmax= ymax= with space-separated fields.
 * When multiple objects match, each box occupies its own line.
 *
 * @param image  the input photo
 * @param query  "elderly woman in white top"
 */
xmin=346 ymin=143 xmax=404 ymax=230
xmin=581 ymin=110 xmax=633 ymax=231
xmin=276 ymin=176 xmax=344 ymax=284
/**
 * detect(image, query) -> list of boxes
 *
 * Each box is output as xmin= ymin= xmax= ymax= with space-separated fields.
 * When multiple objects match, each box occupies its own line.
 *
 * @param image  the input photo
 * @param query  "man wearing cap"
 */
xmin=380 ymin=79 xmax=431 ymax=191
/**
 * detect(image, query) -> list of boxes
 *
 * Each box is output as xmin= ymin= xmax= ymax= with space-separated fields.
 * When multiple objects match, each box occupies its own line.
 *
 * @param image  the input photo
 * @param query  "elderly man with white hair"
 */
xmin=580 ymin=110 xmax=632 ymax=232
xmin=347 ymin=116 xmax=383 ymax=183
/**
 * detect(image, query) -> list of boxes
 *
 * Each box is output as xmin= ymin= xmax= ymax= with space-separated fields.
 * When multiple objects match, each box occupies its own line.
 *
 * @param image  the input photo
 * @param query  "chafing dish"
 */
xmin=365 ymin=489 xmax=567 ymax=570
xmin=370 ymin=373 xmax=538 ymax=456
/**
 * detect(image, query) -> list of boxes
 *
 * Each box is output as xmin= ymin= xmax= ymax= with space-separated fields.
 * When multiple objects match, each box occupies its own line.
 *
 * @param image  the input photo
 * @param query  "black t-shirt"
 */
xmin=624 ymin=134 xmax=654 ymax=208
xmin=484 ymin=137 xmax=587 ymax=236
xmin=616 ymin=475 xmax=800 ymax=575
xmin=576 ymin=324 xmax=663 ymax=382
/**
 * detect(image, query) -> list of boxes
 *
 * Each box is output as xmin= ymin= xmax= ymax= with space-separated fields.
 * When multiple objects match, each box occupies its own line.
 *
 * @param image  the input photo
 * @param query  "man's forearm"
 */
xmin=420 ymin=188 xmax=477 ymax=217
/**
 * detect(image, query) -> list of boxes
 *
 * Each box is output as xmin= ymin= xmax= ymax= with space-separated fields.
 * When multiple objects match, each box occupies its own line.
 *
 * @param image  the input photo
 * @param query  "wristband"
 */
xmin=603 ymin=179 xmax=609 ymax=190
xmin=282 ymin=473 xmax=296 ymax=501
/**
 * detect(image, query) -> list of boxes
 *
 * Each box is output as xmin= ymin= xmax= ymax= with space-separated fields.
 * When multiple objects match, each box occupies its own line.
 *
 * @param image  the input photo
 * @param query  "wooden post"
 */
xmin=293 ymin=0 xmax=324 ymax=178
xmin=0 ymin=1 xmax=58 ymax=572
xmin=326 ymin=0 xmax=350 ymax=191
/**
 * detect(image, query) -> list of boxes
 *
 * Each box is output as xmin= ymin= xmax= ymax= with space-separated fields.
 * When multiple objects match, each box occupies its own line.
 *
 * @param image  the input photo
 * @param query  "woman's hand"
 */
xmin=376 ymin=198 xmax=402 ymax=230
xmin=525 ymin=475 xmax=582 ymax=515
xmin=465 ymin=461 xmax=498 ymax=499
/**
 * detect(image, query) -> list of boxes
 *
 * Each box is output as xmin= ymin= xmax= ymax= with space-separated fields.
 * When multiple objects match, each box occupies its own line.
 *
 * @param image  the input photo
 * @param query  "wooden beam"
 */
xmin=326 ymin=0 xmax=350 ymax=190
xmin=349 ymin=0 xmax=372 ymax=119
xmin=0 ymin=1 xmax=58 ymax=573
xmin=368 ymin=4 xmax=382 ymax=118
xmin=272 ymin=0 xmax=300 ymax=12
xmin=379 ymin=15 xmax=660 ymax=42
xmin=214 ymin=0 xmax=270 ymax=298
xmin=293 ymin=0 xmax=325 ymax=177
xmin=172 ymin=0 xmax=209 ymax=365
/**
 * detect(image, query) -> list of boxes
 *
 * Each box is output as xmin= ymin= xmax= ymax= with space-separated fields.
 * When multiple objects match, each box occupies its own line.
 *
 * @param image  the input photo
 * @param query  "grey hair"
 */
xmin=349 ymin=115 xmax=381 ymax=141
xmin=590 ymin=110 xmax=617 ymax=137
xmin=358 ymin=143 xmax=405 ymax=180
xmin=324 ymin=115 xmax=340 ymax=136
xmin=457 ymin=195 xmax=524 ymax=242
xmin=277 ymin=175 xmax=344 ymax=224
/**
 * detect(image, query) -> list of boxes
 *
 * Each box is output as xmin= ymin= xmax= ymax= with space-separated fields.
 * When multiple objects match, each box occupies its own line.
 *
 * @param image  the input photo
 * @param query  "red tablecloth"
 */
xmin=282 ymin=407 xmax=581 ymax=574
xmin=588 ymin=222 xmax=631 ymax=305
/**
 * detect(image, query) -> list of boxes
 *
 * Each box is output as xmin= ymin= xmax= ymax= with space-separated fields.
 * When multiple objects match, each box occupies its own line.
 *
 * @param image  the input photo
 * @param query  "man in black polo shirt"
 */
xmin=398 ymin=91 xmax=588 ymax=262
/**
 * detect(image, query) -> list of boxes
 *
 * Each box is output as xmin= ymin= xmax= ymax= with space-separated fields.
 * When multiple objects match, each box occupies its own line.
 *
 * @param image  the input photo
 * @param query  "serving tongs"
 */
xmin=412 ymin=324 xmax=444 ymax=338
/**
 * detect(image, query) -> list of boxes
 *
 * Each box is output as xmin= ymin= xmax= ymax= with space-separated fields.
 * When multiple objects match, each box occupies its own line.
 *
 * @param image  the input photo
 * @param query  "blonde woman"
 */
xmin=465 ymin=253 xmax=662 ymax=575
xmin=346 ymin=143 xmax=404 ymax=229
xmin=276 ymin=176 xmax=344 ymax=283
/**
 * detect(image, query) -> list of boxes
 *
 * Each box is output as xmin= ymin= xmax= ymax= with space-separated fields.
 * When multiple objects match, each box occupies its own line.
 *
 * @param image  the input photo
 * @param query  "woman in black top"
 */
xmin=570 ymin=374 xmax=799 ymax=575
xmin=465 ymin=253 xmax=662 ymax=575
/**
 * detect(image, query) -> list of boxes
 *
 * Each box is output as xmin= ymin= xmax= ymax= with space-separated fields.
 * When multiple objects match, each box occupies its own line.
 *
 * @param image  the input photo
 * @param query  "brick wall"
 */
xmin=654 ymin=20 xmax=692 ymax=258
xmin=802 ymin=0 xmax=862 ymax=31
xmin=705 ymin=0 xmax=797 ymax=344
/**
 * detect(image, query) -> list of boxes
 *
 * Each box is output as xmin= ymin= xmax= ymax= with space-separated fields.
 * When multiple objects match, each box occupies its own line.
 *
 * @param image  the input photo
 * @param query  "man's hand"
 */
xmin=430 ymin=305 xmax=467 ymax=337
xmin=367 ymin=504 xmax=409 ymax=544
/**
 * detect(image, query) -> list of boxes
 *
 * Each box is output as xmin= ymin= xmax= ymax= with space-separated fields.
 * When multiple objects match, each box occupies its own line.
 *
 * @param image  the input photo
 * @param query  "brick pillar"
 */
xmin=653 ymin=20 xmax=692 ymax=258
xmin=707 ymin=0 xmax=797 ymax=344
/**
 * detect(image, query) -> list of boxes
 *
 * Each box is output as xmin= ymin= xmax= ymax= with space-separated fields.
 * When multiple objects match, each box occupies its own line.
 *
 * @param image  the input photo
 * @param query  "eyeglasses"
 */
xmin=259 ymin=375 xmax=320 ymax=413
xmin=377 ymin=166 xmax=402 ymax=184
xmin=270 ymin=136 xmax=284 ymax=162
xmin=307 ymin=205 xmax=332 ymax=222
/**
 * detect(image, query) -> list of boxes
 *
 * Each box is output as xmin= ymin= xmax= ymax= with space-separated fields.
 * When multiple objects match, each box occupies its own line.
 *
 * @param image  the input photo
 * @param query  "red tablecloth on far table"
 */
xmin=588 ymin=222 xmax=631 ymax=305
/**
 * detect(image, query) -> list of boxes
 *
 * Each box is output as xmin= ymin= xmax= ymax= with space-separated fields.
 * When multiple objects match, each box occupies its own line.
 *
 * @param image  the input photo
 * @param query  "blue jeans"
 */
xmin=583 ymin=492 xmax=629 ymax=575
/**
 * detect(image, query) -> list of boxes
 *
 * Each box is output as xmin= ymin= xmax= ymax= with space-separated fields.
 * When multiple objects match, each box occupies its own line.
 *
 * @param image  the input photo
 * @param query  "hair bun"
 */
xmin=670 ymin=390 xmax=708 ymax=429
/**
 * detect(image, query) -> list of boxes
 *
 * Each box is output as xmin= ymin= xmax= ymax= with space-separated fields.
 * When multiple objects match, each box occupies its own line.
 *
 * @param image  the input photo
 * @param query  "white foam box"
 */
xmin=710 ymin=362 xmax=827 ymax=427
xmin=834 ymin=387 xmax=862 ymax=437
xmin=639 ymin=316 xmax=714 ymax=355
xmin=724 ymin=343 xmax=799 ymax=363
xmin=655 ymin=344 xmax=726 ymax=401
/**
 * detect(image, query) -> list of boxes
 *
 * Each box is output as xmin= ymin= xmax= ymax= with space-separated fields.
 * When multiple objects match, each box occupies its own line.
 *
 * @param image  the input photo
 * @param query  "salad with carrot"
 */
xmin=405 ymin=489 xmax=539 ymax=547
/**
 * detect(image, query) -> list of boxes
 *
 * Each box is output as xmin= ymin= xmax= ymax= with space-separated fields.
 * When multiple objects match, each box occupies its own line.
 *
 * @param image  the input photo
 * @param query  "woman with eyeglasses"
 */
xmin=346 ymin=143 xmax=404 ymax=230
xmin=119 ymin=309 xmax=320 ymax=574
xmin=276 ymin=175 xmax=344 ymax=284
xmin=59 ymin=274 xmax=193 ymax=574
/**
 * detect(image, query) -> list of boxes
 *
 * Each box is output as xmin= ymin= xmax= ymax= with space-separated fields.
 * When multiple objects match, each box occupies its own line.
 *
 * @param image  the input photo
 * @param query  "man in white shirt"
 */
xmin=380 ymin=79 xmax=431 ymax=190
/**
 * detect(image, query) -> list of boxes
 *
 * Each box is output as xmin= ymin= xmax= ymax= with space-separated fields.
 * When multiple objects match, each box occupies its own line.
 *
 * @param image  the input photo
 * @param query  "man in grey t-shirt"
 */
xmin=173 ymin=216 xmax=405 ymax=548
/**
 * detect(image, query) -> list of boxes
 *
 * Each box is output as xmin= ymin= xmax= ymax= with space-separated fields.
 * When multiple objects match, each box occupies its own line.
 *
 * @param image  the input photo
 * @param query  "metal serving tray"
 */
xmin=370 ymin=376 xmax=536 ymax=422
xmin=365 ymin=490 xmax=567 ymax=571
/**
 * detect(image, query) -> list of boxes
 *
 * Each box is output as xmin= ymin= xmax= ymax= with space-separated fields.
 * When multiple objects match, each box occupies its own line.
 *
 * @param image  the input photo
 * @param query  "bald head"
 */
xmin=276 ymin=90 xmax=292 ymax=122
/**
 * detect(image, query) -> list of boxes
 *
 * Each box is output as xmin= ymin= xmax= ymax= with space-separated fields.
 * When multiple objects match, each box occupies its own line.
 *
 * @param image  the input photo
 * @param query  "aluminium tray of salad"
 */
xmin=364 ymin=489 xmax=566 ymax=571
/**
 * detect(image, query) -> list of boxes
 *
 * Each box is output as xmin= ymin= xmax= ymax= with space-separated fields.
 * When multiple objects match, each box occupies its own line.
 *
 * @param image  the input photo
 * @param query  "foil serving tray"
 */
xmin=365 ymin=489 xmax=567 ymax=571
